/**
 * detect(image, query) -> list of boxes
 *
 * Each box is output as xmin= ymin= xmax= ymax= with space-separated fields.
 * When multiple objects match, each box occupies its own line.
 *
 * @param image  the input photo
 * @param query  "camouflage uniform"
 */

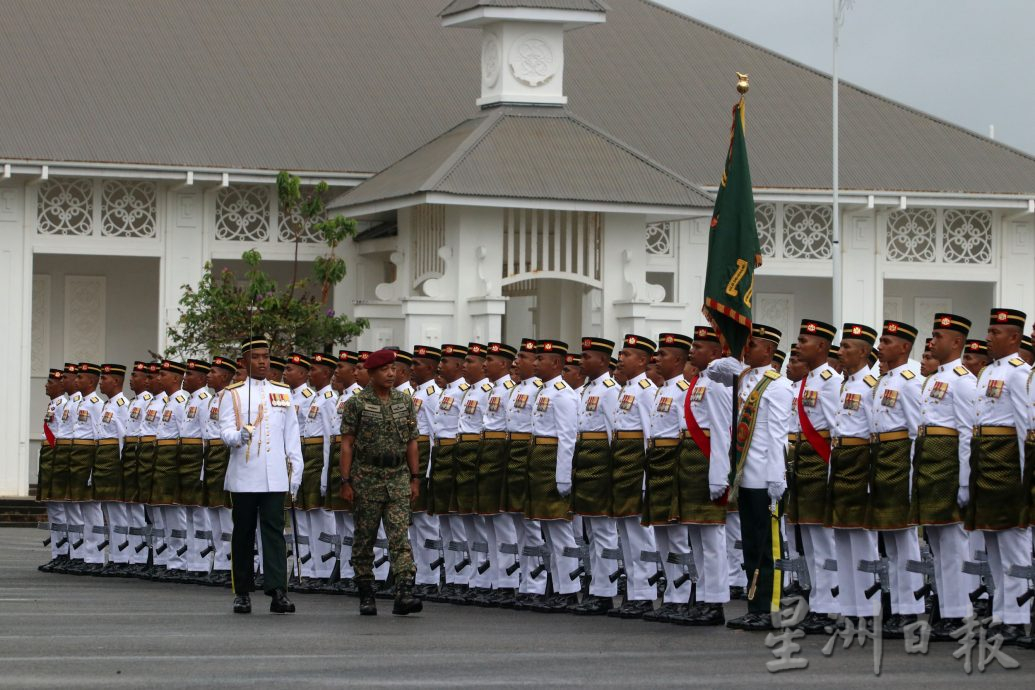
xmin=341 ymin=386 xmax=419 ymax=582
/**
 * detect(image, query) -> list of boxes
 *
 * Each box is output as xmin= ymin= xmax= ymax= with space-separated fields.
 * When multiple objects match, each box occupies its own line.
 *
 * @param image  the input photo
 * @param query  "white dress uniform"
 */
xmin=480 ymin=374 xmax=521 ymax=591
xmin=45 ymin=392 xmax=69 ymax=559
xmin=530 ymin=373 xmax=581 ymax=596
xmin=201 ymin=387 xmax=233 ymax=574
xmin=796 ymin=362 xmax=842 ymax=616
xmin=870 ymin=362 xmax=925 ymax=617
xmin=611 ymin=371 xmax=659 ymax=602
xmin=831 ymin=366 xmax=880 ymax=618
xmin=505 ymin=375 xmax=548 ymax=595
xmin=182 ymin=386 xmax=213 ymax=574
xmin=457 ymin=377 xmax=492 ymax=588
xmin=684 ymin=371 xmax=734 ymax=604
xmin=334 ymin=381 xmax=363 ymax=579
xmin=649 ymin=374 xmax=697 ymax=605
xmin=577 ymin=371 xmax=620 ymax=598
xmin=140 ymin=390 xmax=168 ymax=564
xmin=157 ymin=388 xmax=190 ymax=571
xmin=294 ymin=382 xmax=331 ymax=579
xmin=410 ymin=378 xmax=442 ymax=586
xmin=973 ymin=352 xmax=1033 ymax=625
xmin=432 ymin=376 xmax=473 ymax=586
xmin=56 ymin=391 xmax=82 ymax=559
xmin=71 ymin=389 xmax=106 ymax=565
xmin=917 ymin=357 xmax=977 ymax=619
xmin=98 ymin=391 xmax=130 ymax=564
xmin=123 ymin=389 xmax=152 ymax=564
xmin=219 ymin=377 xmax=303 ymax=490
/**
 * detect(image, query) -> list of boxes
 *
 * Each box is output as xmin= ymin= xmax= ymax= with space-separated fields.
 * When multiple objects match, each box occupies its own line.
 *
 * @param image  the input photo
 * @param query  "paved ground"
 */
xmin=0 ymin=527 xmax=1030 ymax=688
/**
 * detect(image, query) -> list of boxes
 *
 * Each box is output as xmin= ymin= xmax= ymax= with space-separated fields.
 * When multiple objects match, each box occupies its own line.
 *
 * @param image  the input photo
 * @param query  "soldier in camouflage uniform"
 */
xmin=340 ymin=348 xmax=423 ymax=616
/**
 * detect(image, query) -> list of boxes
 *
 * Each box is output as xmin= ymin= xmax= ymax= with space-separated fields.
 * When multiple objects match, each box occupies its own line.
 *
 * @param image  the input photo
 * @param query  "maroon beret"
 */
xmin=363 ymin=348 xmax=397 ymax=371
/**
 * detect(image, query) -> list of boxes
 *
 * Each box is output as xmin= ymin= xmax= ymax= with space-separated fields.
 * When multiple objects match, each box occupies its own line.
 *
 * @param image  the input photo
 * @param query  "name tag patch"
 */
xmin=985 ymin=380 xmax=1004 ymax=399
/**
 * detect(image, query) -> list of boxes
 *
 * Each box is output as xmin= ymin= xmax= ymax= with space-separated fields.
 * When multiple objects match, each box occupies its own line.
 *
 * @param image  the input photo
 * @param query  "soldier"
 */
xmin=869 ymin=320 xmax=925 ymax=638
xmin=968 ymin=308 xmax=1032 ymax=643
xmin=772 ymin=349 xmax=787 ymax=372
xmin=307 ymin=353 xmax=341 ymax=585
xmin=95 ymin=364 xmax=130 ymax=575
xmin=121 ymin=362 xmax=153 ymax=574
xmin=911 ymin=314 xmax=978 ymax=640
xmin=568 ymin=337 xmax=620 ymax=615
xmin=708 ymin=325 xmax=792 ymax=631
xmin=180 ymin=359 xmax=212 ymax=582
xmin=393 ymin=349 xmax=415 ymax=396
xmin=789 ymin=319 xmax=842 ymax=631
xmin=1020 ymin=335 xmax=1034 ymax=366
xmin=339 ymin=348 xmax=423 ymax=616
xmin=473 ymin=342 xmax=520 ymax=604
xmin=429 ymin=344 xmax=473 ymax=599
xmin=646 ymin=353 xmax=666 ymax=388
xmin=48 ymin=363 xmax=81 ymax=573
xmin=326 ymin=350 xmax=362 ymax=590
xmin=608 ymin=334 xmax=660 ymax=618
xmin=563 ymin=352 xmax=585 ymax=392
xmin=151 ymin=360 xmax=191 ymax=581
xmin=37 ymin=369 xmax=67 ymax=572
xmin=502 ymin=339 xmax=548 ymax=608
xmin=782 ymin=346 xmax=806 ymax=596
xmin=139 ymin=362 xmax=169 ymax=577
xmin=825 ymin=324 xmax=880 ymax=626
xmin=219 ymin=335 xmax=301 ymax=615
xmin=962 ymin=339 xmax=990 ymax=378
xmin=282 ymin=352 xmax=319 ymax=586
xmin=409 ymin=345 xmax=444 ymax=597
xmin=268 ymin=355 xmax=286 ymax=384
xmin=356 ymin=351 xmax=372 ymax=388
xmin=201 ymin=356 xmax=237 ymax=586
xmin=69 ymin=363 xmax=106 ymax=573
xmin=454 ymin=343 xmax=491 ymax=599
xmin=641 ymin=332 xmax=698 ymax=623
xmin=527 ymin=339 xmax=581 ymax=611
xmin=827 ymin=344 xmax=843 ymax=375
xmin=672 ymin=326 xmax=732 ymax=626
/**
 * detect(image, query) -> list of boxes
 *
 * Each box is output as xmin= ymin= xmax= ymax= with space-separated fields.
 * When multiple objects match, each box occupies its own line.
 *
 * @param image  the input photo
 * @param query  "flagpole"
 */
xmin=831 ymin=0 xmax=843 ymax=330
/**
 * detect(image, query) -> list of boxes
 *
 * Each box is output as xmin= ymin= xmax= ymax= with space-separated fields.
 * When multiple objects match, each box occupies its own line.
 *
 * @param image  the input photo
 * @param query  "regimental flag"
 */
xmin=702 ymin=95 xmax=761 ymax=359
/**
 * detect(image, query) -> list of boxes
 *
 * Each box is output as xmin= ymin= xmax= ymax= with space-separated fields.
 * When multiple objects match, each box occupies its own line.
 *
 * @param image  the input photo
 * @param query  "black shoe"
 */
xmin=466 ymin=587 xmax=494 ymax=607
xmin=797 ymin=610 xmax=836 ymax=635
xmin=972 ymin=598 xmax=992 ymax=619
xmin=358 ymin=580 xmax=377 ymax=616
xmin=1016 ymin=634 xmax=1035 ymax=650
xmin=988 ymin=623 xmax=1026 ymax=646
xmin=184 ymin=570 xmax=209 ymax=585
xmin=642 ymin=602 xmax=685 ymax=622
xmin=728 ymin=586 xmax=745 ymax=600
xmin=726 ymin=611 xmax=775 ymax=631
xmin=443 ymin=583 xmax=472 ymax=605
xmin=392 ymin=580 xmax=423 ymax=616
xmin=269 ymin=589 xmax=296 ymax=614
xmin=570 ymin=594 xmax=613 ymax=615
xmin=607 ymin=600 xmax=654 ymax=620
xmin=533 ymin=593 xmax=578 ymax=613
xmin=254 ymin=574 xmax=265 ymax=590
xmin=677 ymin=603 xmax=726 ymax=626
xmin=375 ymin=580 xmax=397 ymax=601
xmin=512 ymin=593 xmax=546 ymax=611
xmin=929 ymin=617 xmax=964 ymax=642
xmin=882 ymin=613 xmax=917 ymax=640
xmin=233 ymin=593 xmax=252 ymax=614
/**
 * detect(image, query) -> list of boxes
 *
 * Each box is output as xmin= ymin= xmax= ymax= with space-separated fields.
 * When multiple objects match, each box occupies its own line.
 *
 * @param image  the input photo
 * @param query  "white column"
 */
xmin=445 ymin=205 xmax=504 ymax=341
xmin=601 ymin=212 xmax=652 ymax=336
xmin=838 ymin=211 xmax=880 ymax=329
xmin=0 ymin=182 xmax=32 ymax=494
xmin=158 ymin=188 xmax=206 ymax=354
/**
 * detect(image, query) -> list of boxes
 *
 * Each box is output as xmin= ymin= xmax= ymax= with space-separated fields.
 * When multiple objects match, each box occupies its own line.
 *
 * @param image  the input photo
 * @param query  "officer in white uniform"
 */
xmin=70 ymin=363 xmax=106 ymax=571
xmin=96 ymin=364 xmax=130 ymax=572
xmin=410 ymin=345 xmax=443 ymax=595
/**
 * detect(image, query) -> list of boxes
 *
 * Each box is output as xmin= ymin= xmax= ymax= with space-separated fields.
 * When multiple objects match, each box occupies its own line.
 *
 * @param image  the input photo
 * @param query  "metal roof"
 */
xmin=1 ymin=0 xmax=1033 ymax=194
xmin=440 ymin=0 xmax=610 ymax=17
xmin=327 ymin=107 xmax=712 ymax=211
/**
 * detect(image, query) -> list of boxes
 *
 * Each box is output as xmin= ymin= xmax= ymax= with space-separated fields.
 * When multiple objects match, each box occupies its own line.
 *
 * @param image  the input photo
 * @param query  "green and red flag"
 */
xmin=702 ymin=96 xmax=761 ymax=359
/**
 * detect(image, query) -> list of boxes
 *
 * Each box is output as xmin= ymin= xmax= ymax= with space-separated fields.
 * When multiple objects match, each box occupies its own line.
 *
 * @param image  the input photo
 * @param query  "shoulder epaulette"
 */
xmin=174 ymin=393 xmax=187 ymax=403
xmin=503 ymin=380 xmax=515 ymax=390
xmin=901 ymin=370 xmax=916 ymax=380
xmin=763 ymin=369 xmax=781 ymax=381
xmin=553 ymin=381 xmax=566 ymax=390
xmin=426 ymin=385 xmax=436 ymax=395
xmin=602 ymin=378 xmax=616 ymax=388
xmin=270 ymin=380 xmax=290 ymax=388
xmin=863 ymin=375 xmax=878 ymax=388
xmin=116 ymin=397 xmax=126 ymax=407
xmin=226 ymin=381 xmax=244 ymax=390
xmin=1009 ymin=357 xmax=1024 ymax=367
xmin=301 ymin=388 xmax=313 ymax=398
xmin=324 ymin=390 xmax=334 ymax=399
xmin=533 ymin=379 xmax=544 ymax=388
xmin=198 ymin=391 xmax=210 ymax=400
xmin=820 ymin=369 xmax=833 ymax=381
xmin=676 ymin=379 xmax=690 ymax=391
xmin=89 ymin=395 xmax=100 ymax=403
xmin=481 ymin=382 xmax=493 ymax=393
xmin=638 ymin=378 xmax=651 ymax=389
xmin=459 ymin=382 xmax=470 ymax=392
xmin=953 ymin=366 xmax=968 ymax=377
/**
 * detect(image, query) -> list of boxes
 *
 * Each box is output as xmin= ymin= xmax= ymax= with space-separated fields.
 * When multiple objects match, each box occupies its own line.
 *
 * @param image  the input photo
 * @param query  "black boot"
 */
xmin=269 ymin=589 xmax=295 ymax=614
xmin=358 ymin=580 xmax=377 ymax=616
xmin=233 ymin=593 xmax=252 ymax=614
xmin=392 ymin=579 xmax=424 ymax=616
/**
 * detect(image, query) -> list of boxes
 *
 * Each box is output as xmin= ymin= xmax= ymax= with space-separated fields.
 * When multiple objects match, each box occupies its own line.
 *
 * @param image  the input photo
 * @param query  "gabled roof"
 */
xmin=0 ymin=0 xmax=1033 ymax=195
xmin=440 ymin=0 xmax=610 ymax=17
xmin=326 ymin=107 xmax=712 ymax=213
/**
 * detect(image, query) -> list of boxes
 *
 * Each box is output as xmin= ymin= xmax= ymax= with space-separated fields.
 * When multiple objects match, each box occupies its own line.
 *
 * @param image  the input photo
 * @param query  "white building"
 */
xmin=3 ymin=0 xmax=1034 ymax=495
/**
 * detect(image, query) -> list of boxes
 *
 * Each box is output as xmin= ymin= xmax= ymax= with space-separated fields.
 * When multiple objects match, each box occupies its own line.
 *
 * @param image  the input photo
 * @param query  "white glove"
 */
xmin=957 ymin=486 xmax=969 ymax=508
xmin=556 ymin=481 xmax=572 ymax=497
xmin=289 ymin=480 xmax=301 ymax=499
xmin=86 ymin=471 xmax=93 ymax=488
xmin=320 ymin=482 xmax=327 ymax=497
xmin=702 ymin=356 xmax=744 ymax=386
xmin=239 ymin=427 xmax=252 ymax=445
xmin=767 ymin=481 xmax=786 ymax=501
xmin=709 ymin=484 xmax=727 ymax=501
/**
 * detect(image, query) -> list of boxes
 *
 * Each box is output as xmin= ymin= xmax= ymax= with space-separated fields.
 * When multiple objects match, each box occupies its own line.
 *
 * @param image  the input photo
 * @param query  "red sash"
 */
xmin=682 ymin=376 xmax=711 ymax=459
xmin=797 ymin=378 xmax=831 ymax=463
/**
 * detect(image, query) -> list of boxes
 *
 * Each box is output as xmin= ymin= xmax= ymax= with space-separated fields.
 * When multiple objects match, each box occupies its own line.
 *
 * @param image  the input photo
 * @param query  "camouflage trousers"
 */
xmin=352 ymin=463 xmax=415 ymax=583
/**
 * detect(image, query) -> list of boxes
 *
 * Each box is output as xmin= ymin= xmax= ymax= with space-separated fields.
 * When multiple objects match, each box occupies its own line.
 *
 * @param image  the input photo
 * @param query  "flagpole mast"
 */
xmin=831 ymin=0 xmax=843 ymax=330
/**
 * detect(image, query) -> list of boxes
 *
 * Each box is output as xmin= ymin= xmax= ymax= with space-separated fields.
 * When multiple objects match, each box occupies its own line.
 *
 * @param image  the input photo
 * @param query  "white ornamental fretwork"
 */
xmin=782 ymin=204 xmax=832 ymax=259
xmin=509 ymin=34 xmax=556 ymax=87
xmin=101 ymin=180 xmax=157 ymax=238
xmin=645 ymin=222 xmax=673 ymax=256
xmin=278 ymin=191 xmax=326 ymax=244
xmin=37 ymin=178 xmax=94 ymax=236
xmin=942 ymin=209 xmax=992 ymax=264
xmin=886 ymin=208 xmax=936 ymax=263
xmin=216 ymin=186 xmax=270 ymax=241
xmin=755 ymin=203 xmax=777 ymax=257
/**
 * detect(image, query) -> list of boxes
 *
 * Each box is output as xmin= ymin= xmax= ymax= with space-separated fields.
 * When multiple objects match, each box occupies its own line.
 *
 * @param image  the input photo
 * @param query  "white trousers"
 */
xmin=462 ymin=515 xmax=493 ymax=589
xmin=46 ymin=503 xmax=67 ymax=559
xmin=104 ymin=502 xmax=129 ymax=563
xmin=583 ymin=515 xmax=619 ymax=597
xmin=799 ymin=524 xmax=839 ymax=614
xmin=65 ymin=502 xmax=85 ymax=560
xmin=688 ymin=523 xmax=730 ymax=604
xmin=74 ymin=501 xmax=106 ymax=564
xmin=334 ymin=512 xmax=354 ymax=578
xmin=833 ymin=528 xmax=878 ymax=618
xmin=880 ymin=528 xmax=923 ymax=616
xmin=209 ymin=507 xmax=233 ymax=571
xmin=926 ymin=524 xmax=969 ymax=618
xmin=440 ymin=515 xmax=470 ymax=585
xmin=161 ymin=505 xmax=188 ymax=571
xmin=542 ymin=519 xmax=581 ymax=595
xmin=409 ymin=511 xmax=441 ymax=585
xmin=963 ymin=529 xmax=984 ymax=596
xmin=147 ymin=504 xmax=168 ymax=566
xmin=185 ymin=507 xmax=212 ymax=572
xmin=726 ymin=512 xmax=747 ymax=587
xmin=374 ymin=521 xmax=390 ymax=581
xmin=983 ymin=527 xmax=1033 ymax=625
xmin=306 ymin=508 xmax=336 ymax=578
xmin=617 ymin=516 xmax=658 ymax=601
xmin=126 ymin=503 xmax=148 ymax=564
xmin=655 ymin=524 xmax=692 ymax=603
xmin=491 ymin=513 xmax=520 ymax=589
xmin=514 ymin=515 xmax=547 ymax=594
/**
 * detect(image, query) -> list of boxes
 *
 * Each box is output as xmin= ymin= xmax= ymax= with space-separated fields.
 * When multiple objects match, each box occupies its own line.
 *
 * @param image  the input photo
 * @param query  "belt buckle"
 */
xmin=918 ymin=426 xmax=926 ymax=438
xmin=869 ymin=433 xmax=879 ymax=444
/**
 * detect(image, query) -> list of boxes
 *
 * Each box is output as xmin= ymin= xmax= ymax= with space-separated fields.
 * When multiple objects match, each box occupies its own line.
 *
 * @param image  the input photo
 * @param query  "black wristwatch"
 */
xmin=410 ymin=474 xmax=420 ymax=480
xmin=341 ymin=476 xmax=351 ymax=485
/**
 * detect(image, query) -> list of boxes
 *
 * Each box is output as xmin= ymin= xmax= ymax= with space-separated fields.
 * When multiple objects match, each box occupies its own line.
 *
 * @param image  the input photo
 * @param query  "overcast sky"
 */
xmin=659 ymin=0 xmax=1035 ymax=156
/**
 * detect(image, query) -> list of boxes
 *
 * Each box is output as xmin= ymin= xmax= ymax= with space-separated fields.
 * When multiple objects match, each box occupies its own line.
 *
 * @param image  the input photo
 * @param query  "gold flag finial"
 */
xmin=736 ymin=72 xmax=749 ymax=94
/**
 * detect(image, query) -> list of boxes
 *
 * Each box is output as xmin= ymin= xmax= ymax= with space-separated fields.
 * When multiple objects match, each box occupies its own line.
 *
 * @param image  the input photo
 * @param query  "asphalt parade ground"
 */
xmin=0 ymin=527 xmax=1029 ymax=688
